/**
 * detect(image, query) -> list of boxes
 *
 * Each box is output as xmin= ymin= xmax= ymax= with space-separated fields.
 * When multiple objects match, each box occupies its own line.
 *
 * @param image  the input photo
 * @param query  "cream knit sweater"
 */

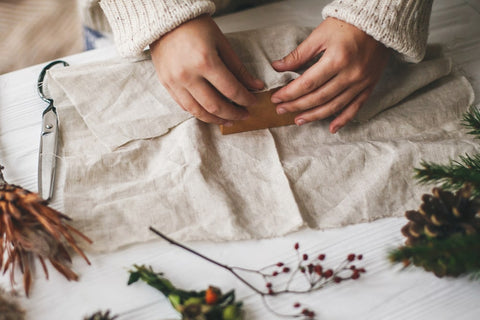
xmin=80 ymin=0 xmax=433 ymax=63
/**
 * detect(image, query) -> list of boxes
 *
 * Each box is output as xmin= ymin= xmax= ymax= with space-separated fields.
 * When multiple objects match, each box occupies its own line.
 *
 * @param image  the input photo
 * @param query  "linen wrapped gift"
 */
xmin=47 ymin=25 xmax=476 ymax=252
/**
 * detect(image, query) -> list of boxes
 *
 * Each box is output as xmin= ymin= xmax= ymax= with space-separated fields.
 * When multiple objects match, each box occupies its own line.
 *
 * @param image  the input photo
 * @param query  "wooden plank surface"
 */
xmin=0 ymin=0 xmax=479 ymax=319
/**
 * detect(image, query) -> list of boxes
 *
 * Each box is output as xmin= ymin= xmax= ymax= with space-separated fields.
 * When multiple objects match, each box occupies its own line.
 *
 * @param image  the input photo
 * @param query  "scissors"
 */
xmin=37 ymin=60 xmax=69 ymax=202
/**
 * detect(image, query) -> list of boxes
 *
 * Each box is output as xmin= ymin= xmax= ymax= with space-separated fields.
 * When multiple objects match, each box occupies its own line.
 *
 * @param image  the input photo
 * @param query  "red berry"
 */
xmin=314 ymin=265 xmax=323 ymax=275
xmin=266 ymin=282 xmax=272 ymax=288
xmin=318 ymin=254 xmax=325 ymax=260
xmin=323 ymin=269 xmax=333 ymax=278
xmin=276 ymin=262 xmax=284 ymax=267
xmin=350 ymin=265 xmax=356 ymax=270
xmin=293 ymin=302 xmax=301 ymax=308
xmin=357 ymin=254 xmax=363 ymax=260
xmin=302 ymin=254 xmax=308 ymax=261
xmin=352 ymin=272 xmax=360 ymax=280
xmin=307 ymin=264 xmax=314 ymax=274
xmin=358 ymin=268 xmax=366 ymax=273
xmin=300 ymin=266 xmax=306 ymax=273
xmin=268 ymin=289 xmax=274 ymax=295
xmin=272 ymin=271 xmax=279 ymax=276
xmin=294 ymin=243 xmax=300 ymax=250
xmin=347 ymin=254 xmax=355 ymax=261
xmin=283 ymin=267 xmax=291 ymax=273
xmin=334 ymin=276 xmax=342 ymax=283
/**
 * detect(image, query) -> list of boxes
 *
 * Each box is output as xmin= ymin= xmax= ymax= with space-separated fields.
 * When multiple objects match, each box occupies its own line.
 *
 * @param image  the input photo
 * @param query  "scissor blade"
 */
xmin=38 ymin=108 xmax=58 ymax=201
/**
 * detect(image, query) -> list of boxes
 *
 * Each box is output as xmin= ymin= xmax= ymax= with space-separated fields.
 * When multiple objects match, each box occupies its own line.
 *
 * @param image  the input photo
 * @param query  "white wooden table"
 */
xmin=1 ymin=1 xmax=480 ymax=319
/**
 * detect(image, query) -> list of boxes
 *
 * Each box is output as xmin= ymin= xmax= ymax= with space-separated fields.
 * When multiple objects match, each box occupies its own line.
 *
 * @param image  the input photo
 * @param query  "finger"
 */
xmin=276 ymin=73 xmax=350 ymax=113
xmin=271 ymin=56 xmax=338 ymax=104
xmin=271 ymin=31 xmax=324 ymax=72
xmin=160 ymin=81 xmax=188 ymax=112
xmin=329 ymin=86 xmax=374 ymax=133
xmin=173 ymin=86 xmax=230 ymax=125
xmin=293 ymin=84 xmax=365 ymax=125
xmin=204 ymin=55 xmax=258 ymax=107
xmin=217 ymin=38 xmax=264 ymax=91
xmin=189 ymin=79 xmax=249 ymax=121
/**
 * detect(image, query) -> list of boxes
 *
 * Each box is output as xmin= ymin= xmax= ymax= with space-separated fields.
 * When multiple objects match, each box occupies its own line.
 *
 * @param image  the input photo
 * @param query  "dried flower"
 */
xmin=0 ymin=288 xmax=25 ymax=320
xmin=83 ymin=310 xmax=118 ymax=320
xmin=0 ymin=166 xmax=92 ymax=296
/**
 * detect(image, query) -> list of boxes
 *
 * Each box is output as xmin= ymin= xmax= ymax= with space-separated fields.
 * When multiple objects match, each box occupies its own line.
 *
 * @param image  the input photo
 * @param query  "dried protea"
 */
xmin=0 ymin=165 xmax=92 ymax=296
xmin=0 ymin=288 xmax=25 ymax=320
xmin=83 ymin=310 xmax=118 ymax=320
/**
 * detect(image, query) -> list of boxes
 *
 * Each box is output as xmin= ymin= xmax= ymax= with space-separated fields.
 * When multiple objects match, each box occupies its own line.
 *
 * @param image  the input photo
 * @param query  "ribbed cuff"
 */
xmin=322 ymin=0 xmax=433 ymax=63
xmin=100 ymin=0 xmax=216 ymax=57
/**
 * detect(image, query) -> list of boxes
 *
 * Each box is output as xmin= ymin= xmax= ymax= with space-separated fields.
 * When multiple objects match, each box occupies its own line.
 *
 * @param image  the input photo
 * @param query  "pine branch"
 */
xmin=414 ymin=155 xmax=480 ymax=197
xmin=462 ymin=106 xmax=480 ymax=138
xmin=389 ymin=234 xmax=480 ymax=278
xmin=414 ymin=108 xmax=480 ymax=195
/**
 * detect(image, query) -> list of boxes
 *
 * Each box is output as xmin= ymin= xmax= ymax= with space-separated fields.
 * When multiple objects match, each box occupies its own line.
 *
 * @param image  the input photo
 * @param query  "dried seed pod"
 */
xmin=0 ymin=166 xmax=92 ymax=296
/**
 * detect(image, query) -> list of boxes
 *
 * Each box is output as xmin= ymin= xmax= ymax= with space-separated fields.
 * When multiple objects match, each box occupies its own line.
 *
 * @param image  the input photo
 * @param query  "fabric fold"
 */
xmin=46 ymin=24 xmax=476 ymax=253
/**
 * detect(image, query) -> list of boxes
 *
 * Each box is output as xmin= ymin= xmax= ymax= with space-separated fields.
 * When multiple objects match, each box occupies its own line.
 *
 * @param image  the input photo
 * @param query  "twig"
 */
xmin=149 ymin=226 xmax=264 ymax=295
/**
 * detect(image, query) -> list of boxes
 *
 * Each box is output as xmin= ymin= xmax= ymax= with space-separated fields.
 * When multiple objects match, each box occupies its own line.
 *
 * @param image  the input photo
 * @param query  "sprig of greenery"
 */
xmin=414 ymin=107 xmax=480 ymax=196
xmin=462 ymin=106 xmax=480 ymax=137
xmin=389 ymin=234 xmax=480 ymax=278
xmin=414 ymin=154 xmax=480 ymax=196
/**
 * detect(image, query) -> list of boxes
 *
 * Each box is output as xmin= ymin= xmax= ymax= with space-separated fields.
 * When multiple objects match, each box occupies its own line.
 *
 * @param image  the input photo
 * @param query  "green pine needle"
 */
xmin=414 ymin=155 xmax=480 ymax=196
xmin=389 ymin=234 xmax=480 ymax=278
xmin=462 ymin=106 xmax=480 ymax=138
xmin=414 ymin=108 xmax=480 ymax=195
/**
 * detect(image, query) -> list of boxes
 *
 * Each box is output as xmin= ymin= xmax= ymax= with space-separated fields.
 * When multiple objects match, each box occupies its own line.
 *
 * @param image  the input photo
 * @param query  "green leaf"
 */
xmin=127 ymin=271 xmax=141 ymax=285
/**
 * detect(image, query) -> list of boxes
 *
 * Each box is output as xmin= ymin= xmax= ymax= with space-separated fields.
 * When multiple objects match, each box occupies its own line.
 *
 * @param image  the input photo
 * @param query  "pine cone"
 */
xmin=401 ymin=185 xmax=480 ymax=246
xmin=0 ymin=166 xmax=92 ymax=296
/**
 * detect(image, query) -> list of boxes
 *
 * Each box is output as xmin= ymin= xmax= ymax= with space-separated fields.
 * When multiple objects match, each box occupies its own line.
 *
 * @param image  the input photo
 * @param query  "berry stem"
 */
xmin=149 ymin=227 xmax=265 ymax=295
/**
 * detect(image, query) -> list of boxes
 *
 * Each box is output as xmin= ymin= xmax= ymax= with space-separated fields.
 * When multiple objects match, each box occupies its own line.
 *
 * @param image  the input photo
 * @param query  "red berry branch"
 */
xmin=149 ymin=227 xmax=366 ymax=319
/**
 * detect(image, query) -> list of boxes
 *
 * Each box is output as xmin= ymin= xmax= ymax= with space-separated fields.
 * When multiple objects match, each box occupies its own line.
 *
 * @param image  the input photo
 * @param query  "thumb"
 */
xmin=218 ymin=37 xmax=264 ymax=91
xmin=272 ymin=34 xmax=323 ymax=72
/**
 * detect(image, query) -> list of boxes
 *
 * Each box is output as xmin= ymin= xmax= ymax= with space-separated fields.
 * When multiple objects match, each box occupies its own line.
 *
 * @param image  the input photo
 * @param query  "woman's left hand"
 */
xmin=271 ymin=17 xmax=391 ymax=133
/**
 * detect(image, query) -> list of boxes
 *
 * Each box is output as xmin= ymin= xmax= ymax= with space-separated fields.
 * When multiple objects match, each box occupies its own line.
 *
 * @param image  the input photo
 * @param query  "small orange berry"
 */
xmin=205 ymin=286 xmax=221 ymax=305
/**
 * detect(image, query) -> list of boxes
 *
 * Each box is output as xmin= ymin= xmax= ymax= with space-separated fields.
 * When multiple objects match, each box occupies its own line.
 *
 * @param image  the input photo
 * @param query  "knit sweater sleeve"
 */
xmin=99 ymin=0 xmax=216 ymax=57
xmin=322 ymin=0 xmax=433 ymax=63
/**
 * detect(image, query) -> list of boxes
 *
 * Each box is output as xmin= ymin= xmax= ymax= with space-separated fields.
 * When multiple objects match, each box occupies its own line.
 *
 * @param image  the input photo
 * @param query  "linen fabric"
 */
xmin=47 ymin=26 xmax=475 ymax=252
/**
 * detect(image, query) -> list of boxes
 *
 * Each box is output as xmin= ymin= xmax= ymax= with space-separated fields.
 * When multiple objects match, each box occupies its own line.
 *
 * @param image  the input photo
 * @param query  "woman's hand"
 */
xmin=271 ymin=17 xmax=390 ymax=133
xmin=150 ymin=15 xmax=264 ymax=126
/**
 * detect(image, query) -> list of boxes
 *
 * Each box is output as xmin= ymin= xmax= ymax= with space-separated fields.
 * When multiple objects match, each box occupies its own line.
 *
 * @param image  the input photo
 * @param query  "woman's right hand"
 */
xmin=150 ymin=15 xmax=264 ymax=126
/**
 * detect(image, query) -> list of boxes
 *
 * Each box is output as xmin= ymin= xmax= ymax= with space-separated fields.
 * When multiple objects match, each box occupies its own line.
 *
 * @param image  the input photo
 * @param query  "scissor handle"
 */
xmin=37 ymin=60 xmax=69 ymax=103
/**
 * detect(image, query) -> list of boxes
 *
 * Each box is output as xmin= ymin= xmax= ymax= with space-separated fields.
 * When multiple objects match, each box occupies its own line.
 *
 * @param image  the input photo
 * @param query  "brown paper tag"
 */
xmin=219 ymin=89 xmax=300 ymax=134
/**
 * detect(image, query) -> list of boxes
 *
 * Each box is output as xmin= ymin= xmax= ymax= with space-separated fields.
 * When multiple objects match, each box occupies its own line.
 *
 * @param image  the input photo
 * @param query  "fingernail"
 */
xmin=277 ymin=107 xmax=286 ymax=115
xmin=296 ymin=118 xmax=306 ymax=126
xmin=223 ymin=121 xmax=233 ymax=127
xmin=271 ymin=97 xmax=282 ymax=104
